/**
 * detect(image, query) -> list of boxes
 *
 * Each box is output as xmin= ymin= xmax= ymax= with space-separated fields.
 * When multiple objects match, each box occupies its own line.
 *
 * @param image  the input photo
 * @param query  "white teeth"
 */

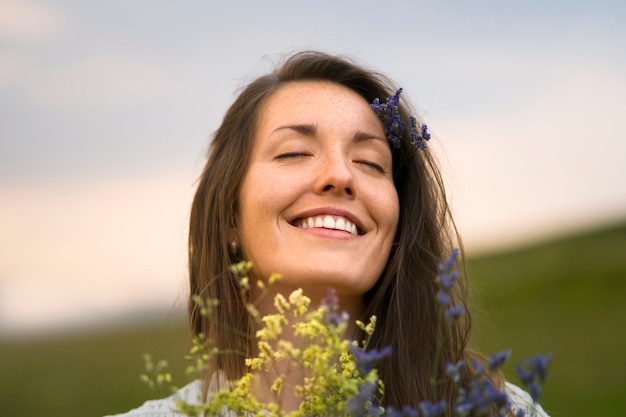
xmin=297 ymin=215 xmax=358 ymax=235
xmin=323 ymin=216 xmax=334 ymax=228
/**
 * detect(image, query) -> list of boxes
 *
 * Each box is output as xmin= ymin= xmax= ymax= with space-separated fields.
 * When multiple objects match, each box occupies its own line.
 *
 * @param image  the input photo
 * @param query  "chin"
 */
xmin=283 ymin=270 xmax=377 ymax=298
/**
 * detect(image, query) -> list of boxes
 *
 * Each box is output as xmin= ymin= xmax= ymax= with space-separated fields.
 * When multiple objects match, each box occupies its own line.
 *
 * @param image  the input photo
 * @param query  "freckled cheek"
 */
xmin=238 ymin=191 xmax=269 ymax=242
xmin=389 ymin=207 xmax=400 ymax=237
xmin=364 ymin=194 xmax=399 ymax=242
xmin=240 ymin=181 xmax=294 ymax=236
xmin=383 ymin=191 xmax=400 ymax=238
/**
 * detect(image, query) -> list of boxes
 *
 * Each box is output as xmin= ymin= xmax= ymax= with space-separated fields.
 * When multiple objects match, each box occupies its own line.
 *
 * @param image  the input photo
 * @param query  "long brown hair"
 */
xmin=189 ymin=51 xmax=492 ymax=410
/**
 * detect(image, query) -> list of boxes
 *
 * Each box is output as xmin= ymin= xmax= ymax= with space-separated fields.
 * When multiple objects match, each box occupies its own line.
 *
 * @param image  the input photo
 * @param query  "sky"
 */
xmin=1 ymin=0 xmax=625 ymax=336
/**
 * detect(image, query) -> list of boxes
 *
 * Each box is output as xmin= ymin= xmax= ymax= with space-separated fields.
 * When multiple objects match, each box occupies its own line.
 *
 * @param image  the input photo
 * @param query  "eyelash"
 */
xmin=275 ymin=153 xmax=386 ymax=174
xmin=275 ymin=152 xmax=311 ymax=160
xmin=355 ymin=160 xmax=385 ymax=173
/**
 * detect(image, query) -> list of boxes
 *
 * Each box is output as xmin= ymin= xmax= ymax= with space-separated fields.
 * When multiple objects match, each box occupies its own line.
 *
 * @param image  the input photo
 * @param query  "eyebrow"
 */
xmin=272 ymin=124 xmax=386 ymax=144
xmin=271 ymin=124 xmax=317 ymax=136
xmin=353 ymin=131 xmax=387 ymax=144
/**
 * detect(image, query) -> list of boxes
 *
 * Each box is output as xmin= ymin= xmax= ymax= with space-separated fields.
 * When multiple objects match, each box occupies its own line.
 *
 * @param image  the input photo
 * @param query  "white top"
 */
xmin=106 ymin=379 xmax=550 ymax=417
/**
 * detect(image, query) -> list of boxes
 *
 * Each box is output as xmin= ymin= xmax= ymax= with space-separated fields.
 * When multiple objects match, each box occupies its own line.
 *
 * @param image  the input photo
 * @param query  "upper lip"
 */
xmin=289 ymin=207 xmax=365 ymax=234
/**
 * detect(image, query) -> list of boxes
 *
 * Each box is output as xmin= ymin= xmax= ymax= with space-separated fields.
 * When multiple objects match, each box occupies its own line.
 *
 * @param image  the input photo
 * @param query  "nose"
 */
xmin=315 ymin=150 xmax=355 ymax=198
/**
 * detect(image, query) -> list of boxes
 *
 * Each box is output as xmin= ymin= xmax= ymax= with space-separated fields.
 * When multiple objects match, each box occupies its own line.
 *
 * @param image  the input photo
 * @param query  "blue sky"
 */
xmin=1 ymin=0 xmax=625 ymax=334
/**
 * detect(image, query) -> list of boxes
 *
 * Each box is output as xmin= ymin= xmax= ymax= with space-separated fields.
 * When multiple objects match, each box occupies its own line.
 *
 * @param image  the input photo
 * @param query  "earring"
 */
xmin=230 ymin=240 xmax=239 ymax=253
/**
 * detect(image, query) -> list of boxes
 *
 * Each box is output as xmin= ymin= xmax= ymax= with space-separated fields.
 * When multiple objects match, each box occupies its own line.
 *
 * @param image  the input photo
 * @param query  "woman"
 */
xmin=109 ymin=51 xmax=549 ymax=416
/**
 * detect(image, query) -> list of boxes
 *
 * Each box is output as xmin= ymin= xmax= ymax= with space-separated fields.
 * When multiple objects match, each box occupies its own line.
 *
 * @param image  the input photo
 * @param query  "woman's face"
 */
xmin=237 ymin=81 xmax=399 ymax=300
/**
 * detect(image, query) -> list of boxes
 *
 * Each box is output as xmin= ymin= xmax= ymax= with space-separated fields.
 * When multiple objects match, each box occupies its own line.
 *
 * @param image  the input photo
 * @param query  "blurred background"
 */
xmin=1 ymin=1 xmax=625 ymax=416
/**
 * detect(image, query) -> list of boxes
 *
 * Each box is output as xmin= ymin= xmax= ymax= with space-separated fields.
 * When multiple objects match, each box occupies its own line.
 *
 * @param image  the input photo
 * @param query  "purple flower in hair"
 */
xmin=371 ymin=88 xmax=430 ymax=150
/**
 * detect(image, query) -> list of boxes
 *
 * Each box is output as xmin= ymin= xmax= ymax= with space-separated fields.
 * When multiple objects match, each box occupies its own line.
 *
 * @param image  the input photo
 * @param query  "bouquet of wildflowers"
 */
xmin=142 ymin=251 xmax=550 ymax=417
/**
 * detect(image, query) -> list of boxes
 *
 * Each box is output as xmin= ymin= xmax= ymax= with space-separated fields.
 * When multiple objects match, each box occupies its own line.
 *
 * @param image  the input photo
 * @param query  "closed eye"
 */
xmin=274 ymin=152 xmax=311 ymax=160
xmin=354 ymin=159 xmax=385 ymax=173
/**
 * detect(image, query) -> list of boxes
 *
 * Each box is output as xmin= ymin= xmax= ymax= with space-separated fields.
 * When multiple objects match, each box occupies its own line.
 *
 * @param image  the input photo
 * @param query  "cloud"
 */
xmin=0 ymin=0 xmax=65 ymax=43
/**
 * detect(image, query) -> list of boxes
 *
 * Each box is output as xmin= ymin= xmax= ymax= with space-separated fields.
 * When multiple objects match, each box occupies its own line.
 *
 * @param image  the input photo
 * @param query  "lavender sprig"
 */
xmin=321 ymin=287 xmax=346 ymax=327
xmin=454 ymin=378 xmax=509 ymax=417
xmin=419 ymin=400 xmax=447 ymax=417
xmin=371 ymin=88 xmax=430 ymax=150
xmin=435 ymin=249 xmax=466 ymax=325
xmin=445 ymin=360 xmax=465 ymax=384
xmin=351 ymin=345 xmax=393 ymax=376
xmin=515 ymin=354 xmax=552 ymax=402
xmin=487 ymin=349 xmax=512 ymax=373
xmin=346 ymin=381 xmax=382 ymax=417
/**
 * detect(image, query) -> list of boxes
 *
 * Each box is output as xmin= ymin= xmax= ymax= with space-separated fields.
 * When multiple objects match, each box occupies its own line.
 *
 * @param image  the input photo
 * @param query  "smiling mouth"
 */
xmin=294 ymin=215 xmax=360 ymax=235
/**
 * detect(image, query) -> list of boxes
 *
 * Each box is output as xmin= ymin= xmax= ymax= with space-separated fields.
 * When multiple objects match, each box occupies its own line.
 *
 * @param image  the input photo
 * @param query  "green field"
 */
xmin=469 ymin=221 xmax=626 ymax=416
xmin=1 ymin=221 xmax=625 ymax=417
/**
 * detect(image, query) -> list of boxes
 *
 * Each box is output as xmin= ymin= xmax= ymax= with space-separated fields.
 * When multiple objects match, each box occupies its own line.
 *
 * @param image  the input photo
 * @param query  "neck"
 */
xmin=252 ymin=281 xmax=366 ymax=335
xmin=246 ymin=283 xmax=366 ymax=411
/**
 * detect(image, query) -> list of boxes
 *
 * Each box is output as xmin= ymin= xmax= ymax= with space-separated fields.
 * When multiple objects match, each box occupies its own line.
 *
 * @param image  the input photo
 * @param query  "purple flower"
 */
xmin=454 ymin=378 xmax=508 ymax=417
xmin=346 ymin=381 xmax=380 ymax=417
xmin=436 ymin=290 xmax=452 ymax=306
xmin=321 ymin=287 xmax=339 ymax=311
xmin=418 ymin=400 xmax=447 ymax=417
xmin=439 ymin=248 xmax=459 ymax=271
xmin=407 ymin=117 xmax=427 ymax=149
xmin=370 ymin=88 xmax=430 ymax=150
xmin=407 ymin=118 xmax=430 ymax=150
xmin=444 ymin=305 xmax=465 ymax=323
xmin=527 ymin=382 xmax=541 ymax=404
xmin=471 ymin=358 xmax=485 ymax=375
xmin=435 ymin=249 xmax=461 ymax=291
xmin=384 ymin=405 xmax=419 ymax=417
xmin=436 ymin=270 xmax=460 ymax=292
xmin=434 ymin=250 xmax=465 ymax=324
xmin=445 ymin=360 xmax=465 ymax=383
xmin=515 ymin=353 xmax=552 ymax=402
xmin=487 ymin=349 xmax=512 ymax=372
xmin=531 ymin=354 xmax=551 ymax=383
xmin=421 ymin=124 xmax=431 ymax=140
xmin=351 ymin=345 xmax=393 ymax=376
xmin=321 ymin=288 xmax=345 ymax=327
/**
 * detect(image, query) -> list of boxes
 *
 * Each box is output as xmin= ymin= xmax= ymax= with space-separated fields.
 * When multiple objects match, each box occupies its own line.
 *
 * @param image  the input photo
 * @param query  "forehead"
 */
xmin=257 ymin=81 xmax=378 ymax=128
xmin=270 ymin=80 xmax=366 ymax=102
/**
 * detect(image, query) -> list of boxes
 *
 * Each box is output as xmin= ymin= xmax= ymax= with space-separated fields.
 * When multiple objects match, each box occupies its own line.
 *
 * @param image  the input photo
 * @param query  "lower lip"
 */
xmin=295 ymin=226 xmax=358 ymax=240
